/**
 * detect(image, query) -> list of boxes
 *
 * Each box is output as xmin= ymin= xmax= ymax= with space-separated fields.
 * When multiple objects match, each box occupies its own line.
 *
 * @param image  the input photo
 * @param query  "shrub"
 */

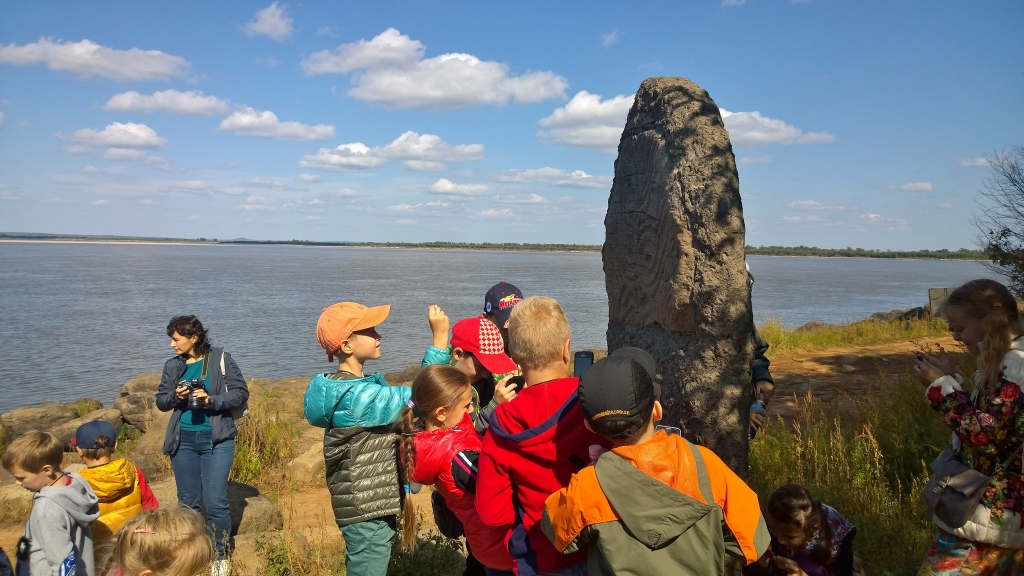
xmin=230 ymin=384 xmax=298 ymax=492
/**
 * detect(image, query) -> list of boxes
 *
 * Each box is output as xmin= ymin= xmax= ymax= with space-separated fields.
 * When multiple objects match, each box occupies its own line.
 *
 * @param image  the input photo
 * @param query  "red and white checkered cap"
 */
xmin=450 ymin=316 xmax=517 ymax=375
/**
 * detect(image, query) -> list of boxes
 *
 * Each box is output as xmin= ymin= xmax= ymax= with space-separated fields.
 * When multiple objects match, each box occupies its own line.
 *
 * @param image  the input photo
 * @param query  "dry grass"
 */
xmin=758 ymin=317 xmax=949 ymax=358
xmin=229 ymin=383 xmax=300 ymax=495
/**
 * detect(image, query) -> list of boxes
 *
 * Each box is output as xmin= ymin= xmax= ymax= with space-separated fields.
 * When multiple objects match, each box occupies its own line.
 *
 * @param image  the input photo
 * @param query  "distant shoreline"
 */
xmin=0 ymin=235 xmax=987 ymax=261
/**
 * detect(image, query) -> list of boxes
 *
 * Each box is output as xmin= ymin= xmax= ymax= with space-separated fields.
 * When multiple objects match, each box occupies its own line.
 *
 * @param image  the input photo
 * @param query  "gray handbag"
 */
xmin=925 ymin=443 xmax=1024 ymax=529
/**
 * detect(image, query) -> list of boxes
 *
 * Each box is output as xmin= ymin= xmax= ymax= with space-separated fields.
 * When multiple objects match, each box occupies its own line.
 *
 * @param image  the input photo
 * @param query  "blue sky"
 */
xmin=0 ymin=1 xmax=1020 ymax=249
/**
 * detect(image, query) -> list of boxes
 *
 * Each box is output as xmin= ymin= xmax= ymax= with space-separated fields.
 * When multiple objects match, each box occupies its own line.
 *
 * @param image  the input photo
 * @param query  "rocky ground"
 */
xmin=0 ymin=334 xmax=955 ymax=569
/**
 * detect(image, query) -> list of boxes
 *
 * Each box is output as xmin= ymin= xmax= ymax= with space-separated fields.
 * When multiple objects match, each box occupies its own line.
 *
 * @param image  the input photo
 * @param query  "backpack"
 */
xmin=202 ymin=350 xmax=249 ymax=420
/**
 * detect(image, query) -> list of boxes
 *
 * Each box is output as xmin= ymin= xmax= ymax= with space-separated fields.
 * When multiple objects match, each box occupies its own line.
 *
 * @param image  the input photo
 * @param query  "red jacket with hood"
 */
xmin=476 ymin=377 xmax=609 ymax=576
xmin=410 ymin=413 xmax=514 ymax=571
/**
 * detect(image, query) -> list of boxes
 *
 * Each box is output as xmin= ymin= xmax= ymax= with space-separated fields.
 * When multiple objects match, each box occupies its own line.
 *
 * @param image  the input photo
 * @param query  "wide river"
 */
xmin=0 ymin=242 xmax=1002 ymax=412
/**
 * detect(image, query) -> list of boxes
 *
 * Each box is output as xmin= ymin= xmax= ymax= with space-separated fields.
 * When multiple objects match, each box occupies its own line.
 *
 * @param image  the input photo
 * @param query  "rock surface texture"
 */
xmin=604 ymin=77 xmax=754 ymax=476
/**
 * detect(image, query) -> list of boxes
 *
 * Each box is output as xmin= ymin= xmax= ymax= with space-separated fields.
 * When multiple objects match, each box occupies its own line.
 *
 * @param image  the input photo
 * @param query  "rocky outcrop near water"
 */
xmin=604 ymin=77 xmax=754 ymax=476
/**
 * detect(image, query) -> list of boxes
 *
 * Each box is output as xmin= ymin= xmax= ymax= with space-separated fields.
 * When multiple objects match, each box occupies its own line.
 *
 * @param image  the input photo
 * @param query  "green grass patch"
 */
xmin=748 ymin=351 xmax=976 ymax=575
xmin=388 ymin=534 xmax=465 ymax=576
xmin=757 ymin=318 xmax=949 ymax=358
xmin=230 ymin=383 xmax=299 ymax=492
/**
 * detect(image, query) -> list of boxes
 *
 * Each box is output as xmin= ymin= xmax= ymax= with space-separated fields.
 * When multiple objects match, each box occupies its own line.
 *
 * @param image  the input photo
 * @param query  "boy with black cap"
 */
xmin=540 ymin=348 xmax=771 ymax=576
xmin=483 ymin=281 xmax=523 ymax=348
xmin=73 ymin=420 xmax=158 ymax=568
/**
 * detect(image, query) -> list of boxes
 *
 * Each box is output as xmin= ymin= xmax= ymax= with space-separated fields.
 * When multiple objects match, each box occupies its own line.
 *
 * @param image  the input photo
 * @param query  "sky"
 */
xmin=0 ymin=1 xmax=1021 ymax=249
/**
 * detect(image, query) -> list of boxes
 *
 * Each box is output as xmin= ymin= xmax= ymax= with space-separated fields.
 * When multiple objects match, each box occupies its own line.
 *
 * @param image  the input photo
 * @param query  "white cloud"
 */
xmin=959 ymin=157 xmax=989 ymax=167
xmin=0 ymin=38 xmax=189 ymax=81
xmin=70 ymin=122 xmax=166 ymax=148
xmin=300 ymin=143 xmax=386 ymax=171
xmin=0 ymin=112 xmax=4 ymax=126
xmin=102 ymin=147 xmax=146 ymax=160
xmin=497 ymin=167 xmax=612 ymax=189
xmin=782 ymin=215 xmax=824 ymax=223
xmin=720 ymin=110 xmax=835 ymax=146
xmin=143 ymin=156 xmax=182 ymax=171
xmin=861 ymin=213 xmax=908 ymax=225
xmin=243 ymin=177 xmax=284 ymax=188
xmin=537 ymin=91 xmax=633 ymax=154
xmin=788 ymin=200 xmax=824 ymax=209
xmin=82 ymin=165 xmax=100 ymax=173
xmin=493 ymin=193 xmax=550 ymax=204
xmin=403 ymin=160 xmax=446 ymax=172
xmin=722 ymin=0 xmax=746 ymax=6
xmin=601 ymin=30 xmax=619 ymax=48
xmin=384 ymin=201 xmax=451 ymax=215
xmin=428 ymin=178 xmax=488 ymax=196
xmin=243 ymin=2 xmax=293 ymax=41
xmin=169 ymin=180 xmax=213 ymax=192
xmin=297 ymin=173 xmax=321 ymax=182
xmin=218 ymin=107 xmax=335 ymax=141
xmin=299 ymin=131 xmax=483 ymax=171
xmin=301 ymin=28 xmax=568 ymax=109
xmin=89 ymin=199 xmax=110 ymax=207
xmin=938 ymin=202 xmax=953 ymax=209
xmin=64 ymin=144 xmax=94 ymax=154
xmin=900 ymin=181 xmax=933 ymax=192
xmin=481 ymin=208 xmax=514 ymax=218
xmin=17 ymin=121 xmax=33 ymax=129
xmin=186 ymin=214 xmax=201 ymax=221
xmin=738 ymin=155 xmax=775 ymax=165
xmin=0 ymin=190 xmax=19 ymax=200
xmin=104 ymin=90 xmax=230 ymax=115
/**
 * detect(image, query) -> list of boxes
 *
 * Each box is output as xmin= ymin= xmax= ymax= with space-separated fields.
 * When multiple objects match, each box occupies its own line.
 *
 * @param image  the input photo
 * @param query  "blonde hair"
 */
xmin=397 ymin=365 xmax=473 ymax=550
xmin=945 ymin=279 xmax=1023 ymax=389
xmin=1 ymin=430 xmax=63 ymax=473
xmin=508 ymin=296 xmax=572 ymax=370
xmin=109 ymin=508 xmax=213 ymax=576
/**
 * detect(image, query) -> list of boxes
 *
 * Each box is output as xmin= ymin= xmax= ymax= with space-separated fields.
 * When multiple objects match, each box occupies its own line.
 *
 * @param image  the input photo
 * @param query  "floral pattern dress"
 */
xmin=927 ymin=369 xmax=1024 ymax=525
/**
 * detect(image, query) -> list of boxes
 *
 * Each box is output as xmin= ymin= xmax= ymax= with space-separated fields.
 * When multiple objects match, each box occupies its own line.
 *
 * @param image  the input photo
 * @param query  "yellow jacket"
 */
xmin=77 ymin=458 xmax=143 ymax=542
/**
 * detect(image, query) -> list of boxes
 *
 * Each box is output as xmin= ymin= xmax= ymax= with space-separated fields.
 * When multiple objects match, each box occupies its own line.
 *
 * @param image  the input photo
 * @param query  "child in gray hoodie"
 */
xmin=2 ymin=431 xmax=99 ymax=576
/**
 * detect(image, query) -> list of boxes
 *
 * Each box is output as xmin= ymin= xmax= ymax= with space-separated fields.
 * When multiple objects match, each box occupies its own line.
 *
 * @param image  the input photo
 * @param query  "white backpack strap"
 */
xmin=220 ymin=351 xmax=226 ymax=378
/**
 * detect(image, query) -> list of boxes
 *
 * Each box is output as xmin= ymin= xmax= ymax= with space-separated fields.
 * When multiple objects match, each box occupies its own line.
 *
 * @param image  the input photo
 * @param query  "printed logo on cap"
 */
xmin=498 ymin=294 xmax=522 ymax=310
xmin=485 ymin=302 xmax=493 ymax=313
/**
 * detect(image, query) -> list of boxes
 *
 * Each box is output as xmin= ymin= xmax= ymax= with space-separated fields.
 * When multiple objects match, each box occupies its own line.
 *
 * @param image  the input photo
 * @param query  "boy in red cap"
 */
xmin=424 ymin=305 xmax=518 ymax=435
xmin=303 ymin=301 xmax=412 ymax=576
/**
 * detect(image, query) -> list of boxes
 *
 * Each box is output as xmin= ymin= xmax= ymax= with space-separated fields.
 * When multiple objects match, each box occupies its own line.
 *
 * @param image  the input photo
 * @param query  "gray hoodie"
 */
xmin=18 ymin=473 xmax=99 ymax=576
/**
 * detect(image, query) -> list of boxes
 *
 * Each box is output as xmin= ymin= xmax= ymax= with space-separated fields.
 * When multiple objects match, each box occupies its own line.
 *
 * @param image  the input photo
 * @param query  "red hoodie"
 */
xmin=410 ymin=414 xmax=513 ymax=571
xmin=476 ymin=377 xmax=608 ymax=576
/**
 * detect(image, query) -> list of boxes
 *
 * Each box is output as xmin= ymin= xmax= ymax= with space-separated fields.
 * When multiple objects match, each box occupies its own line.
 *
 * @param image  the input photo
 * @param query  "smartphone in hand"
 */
xmin=573 ymin=350 xmax=595 ymax=378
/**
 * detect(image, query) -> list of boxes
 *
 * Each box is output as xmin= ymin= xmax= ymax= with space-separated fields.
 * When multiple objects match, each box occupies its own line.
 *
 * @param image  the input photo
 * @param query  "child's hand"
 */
xmin=913 ymin=353 xmax=949 ymax=386
xmin=428 ymin=305 xmax=450 ymax=349
xmin=493 ymin=375 xmax=518 ymax=404
xmin=773 ymin=557 xmax=808 ymax=576
xmin=749 ymin=410 xmax=765 ymax=432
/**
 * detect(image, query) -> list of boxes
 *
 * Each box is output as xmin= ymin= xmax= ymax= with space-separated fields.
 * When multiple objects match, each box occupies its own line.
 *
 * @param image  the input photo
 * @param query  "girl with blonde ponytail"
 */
xmin=914 ymin=279 xmax=1024 ymax=572
xmin=398 ymin=364 xmax=514 ymax=574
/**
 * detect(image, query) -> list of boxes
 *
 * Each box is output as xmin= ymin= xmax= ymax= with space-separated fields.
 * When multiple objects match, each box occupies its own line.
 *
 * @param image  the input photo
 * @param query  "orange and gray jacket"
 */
xmin=541 ymin=431 xmax=770 ymax=576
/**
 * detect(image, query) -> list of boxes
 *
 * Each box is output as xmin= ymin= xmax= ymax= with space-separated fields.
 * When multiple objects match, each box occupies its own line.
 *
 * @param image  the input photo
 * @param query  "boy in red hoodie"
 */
xmin=476 ymin=296 xmax=607 ymax=576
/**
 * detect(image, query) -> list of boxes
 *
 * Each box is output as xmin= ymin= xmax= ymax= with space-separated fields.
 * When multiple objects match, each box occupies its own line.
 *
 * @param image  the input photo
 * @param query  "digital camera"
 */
xmin=179 ymin=379 xmax=205 ymax=411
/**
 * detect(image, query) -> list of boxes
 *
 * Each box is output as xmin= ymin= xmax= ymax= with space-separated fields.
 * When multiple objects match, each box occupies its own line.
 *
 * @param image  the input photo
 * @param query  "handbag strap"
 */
xmin=998 ymin=441 xmax=1024 ymax=470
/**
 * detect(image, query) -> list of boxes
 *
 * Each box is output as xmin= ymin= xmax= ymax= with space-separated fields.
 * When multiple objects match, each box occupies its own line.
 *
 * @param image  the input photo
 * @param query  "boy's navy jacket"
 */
xmin=155 ymin=347 xmax=249 ymax=455
xmin=20 ymin=473 xmax=100 ymax=576
xmin=303 ymin=372 xmax=410 ymax=429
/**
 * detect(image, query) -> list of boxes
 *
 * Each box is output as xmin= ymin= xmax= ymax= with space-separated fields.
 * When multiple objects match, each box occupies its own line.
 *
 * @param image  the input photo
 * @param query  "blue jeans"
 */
xmin=339 ymin=516 xmax=395 ymax=576
xmin=171 ymin=429 xmax=235 ymax=559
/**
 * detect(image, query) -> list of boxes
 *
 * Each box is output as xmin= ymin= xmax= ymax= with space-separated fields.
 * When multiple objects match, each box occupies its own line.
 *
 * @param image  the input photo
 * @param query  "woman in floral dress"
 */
xmin=914 ymin=279 xmax=1024 ymax=575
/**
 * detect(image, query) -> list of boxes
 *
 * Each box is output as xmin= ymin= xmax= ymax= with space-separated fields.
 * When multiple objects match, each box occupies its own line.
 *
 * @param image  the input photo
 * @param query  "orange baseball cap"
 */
xmin=316 ymin=302 xmax=391 ymax=361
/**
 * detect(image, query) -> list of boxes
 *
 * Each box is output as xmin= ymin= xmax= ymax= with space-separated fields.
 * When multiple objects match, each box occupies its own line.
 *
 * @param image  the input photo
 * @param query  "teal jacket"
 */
xmin=303 ymin=372 xmax=411 ymax=429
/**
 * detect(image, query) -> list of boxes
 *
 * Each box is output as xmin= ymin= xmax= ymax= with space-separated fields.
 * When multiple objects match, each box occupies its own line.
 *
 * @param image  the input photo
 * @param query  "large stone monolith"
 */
xmin=604 ymin=77 xmax=754 ymax=476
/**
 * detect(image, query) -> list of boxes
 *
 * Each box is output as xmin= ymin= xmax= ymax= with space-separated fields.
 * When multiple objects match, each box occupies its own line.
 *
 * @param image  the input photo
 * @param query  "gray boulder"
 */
xmin=604 ymin=77 xmax=754 ymax=476
xmin=1 ymin=403 xmax=80 ymax=439
xmin=50 ymin=409 xmax=125 ymax=447
xmin=115 ymin=373 xmax=161 ymax=433
xmin=226 ymin=482 xmax=284 ymax=536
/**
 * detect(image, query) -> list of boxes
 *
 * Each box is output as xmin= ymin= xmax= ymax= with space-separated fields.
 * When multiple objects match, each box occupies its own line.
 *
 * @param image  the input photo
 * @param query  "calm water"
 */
xmin=0 ymin=243 xmax=1000 ymax=412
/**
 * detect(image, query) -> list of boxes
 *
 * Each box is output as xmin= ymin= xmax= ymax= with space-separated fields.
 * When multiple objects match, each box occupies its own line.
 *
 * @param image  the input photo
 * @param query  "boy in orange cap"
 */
xmin=304 ymin=302 xmax=412 ymax=576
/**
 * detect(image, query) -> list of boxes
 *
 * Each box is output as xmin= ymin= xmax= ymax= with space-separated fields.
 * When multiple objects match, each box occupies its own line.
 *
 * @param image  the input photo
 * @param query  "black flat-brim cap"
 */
xmin=578 ymin=355 xmax=656 ymax=438
xmin=608 ymin=346 xmax=661 ymax=400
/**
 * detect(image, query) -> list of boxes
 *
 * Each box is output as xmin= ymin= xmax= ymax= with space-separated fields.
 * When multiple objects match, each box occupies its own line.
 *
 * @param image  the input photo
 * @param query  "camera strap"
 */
xmin=200 ymin=352 xmax=210 ymax=386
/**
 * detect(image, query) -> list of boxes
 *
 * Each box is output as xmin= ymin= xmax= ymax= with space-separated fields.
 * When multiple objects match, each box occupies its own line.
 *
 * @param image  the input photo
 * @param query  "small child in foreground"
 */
xmin=399 ymin=364 xmax=514 ymax=574
xmin=744 ymin=484 xmax=856 ymax=576
xmin=73 ymin=420 xmax=158 ymax=555
xmin=2 ymin=430 xmax=99 ymax=576
xmin=107 ymin=508 xmax=213 ymax=576
xmin=541 ymin=347 xmax=770 ymax=575
xmin=303 ymin=301 xmax=412 ymax=576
